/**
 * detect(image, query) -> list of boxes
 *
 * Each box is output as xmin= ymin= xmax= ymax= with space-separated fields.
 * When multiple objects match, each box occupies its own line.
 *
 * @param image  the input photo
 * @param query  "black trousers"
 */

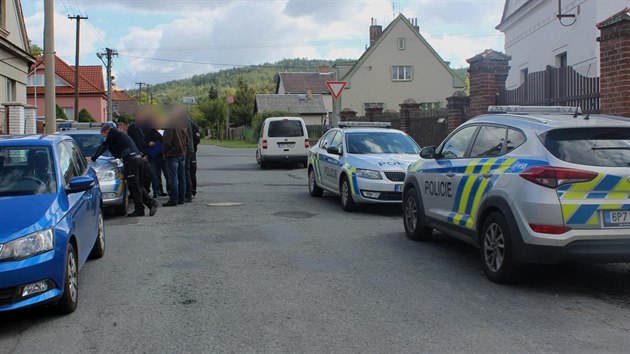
xmin=185 ymin=152 xmax=194 ymax=199
xmin=190 ymin=152 xmax=197 ymax=196
xmin=125 ymin=157 xmax=155 ymax=214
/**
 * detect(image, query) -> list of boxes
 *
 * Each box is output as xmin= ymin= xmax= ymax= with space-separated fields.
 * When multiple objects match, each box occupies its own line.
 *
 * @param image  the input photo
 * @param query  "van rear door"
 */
xmin=267 ymin=119 xmax=306 ymax=155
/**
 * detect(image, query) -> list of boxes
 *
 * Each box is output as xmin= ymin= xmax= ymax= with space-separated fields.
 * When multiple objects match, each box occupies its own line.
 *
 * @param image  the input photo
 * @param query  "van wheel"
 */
xmin=480 ymin=212 xmax=518 ymax=284
xmin=55 ymin=243 xmax=79 ymax=314
xmin=340 ymin=175 xmax=357 ymax=212
xmin=403 ymin=187 xmax=434 ymax=241
xmin=308 ymin=167 xmax=324 ymax=197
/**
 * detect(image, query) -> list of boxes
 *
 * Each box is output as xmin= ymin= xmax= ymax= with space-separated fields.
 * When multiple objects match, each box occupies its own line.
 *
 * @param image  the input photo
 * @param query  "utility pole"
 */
xmin=98 ymin=48 xmax=118 ymax=121
xmin=69 ymin=15 xmax=88 ymax=121
xmin=147 ymin=84 xmax=153 ymax=104
xmin=44 ymin=0 xmax=56 ymax=134
xmin=135 ymin=82 xmax=145 ymax=104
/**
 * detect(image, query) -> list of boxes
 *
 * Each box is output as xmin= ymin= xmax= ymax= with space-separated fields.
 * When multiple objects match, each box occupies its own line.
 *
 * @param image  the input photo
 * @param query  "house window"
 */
xmin=397 ymin=38 xmax=406 ymax=50
xmin=520 ymin=68 xmax=528 ymax=85
xmin=27 ymin=75 xmax=69 ymax=87
xmin=112 ymin=104 xmax=118 ymax=111
xmin=556 ymin=52 xmax=568 ymax=68
xmin=0 ymin=0 xmax=5 ymax=30
xmin=6 ymin=78 xmax=15 ymax=102
xmin=392 ymin=66 xmax=413 ymax=81
xmin=63 ymin=108 xmax=74 ymax=120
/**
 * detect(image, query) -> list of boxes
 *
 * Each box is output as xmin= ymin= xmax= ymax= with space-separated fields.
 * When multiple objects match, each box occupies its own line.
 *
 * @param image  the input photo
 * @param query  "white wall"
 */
xmin=501 ymin=0 xmax=630 ymax=89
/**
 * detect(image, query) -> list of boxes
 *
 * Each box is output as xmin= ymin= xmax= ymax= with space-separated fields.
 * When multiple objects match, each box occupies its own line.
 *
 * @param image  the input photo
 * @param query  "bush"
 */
xmin=78 ymin=109 xmax=96 ymax=122
xmin=56 ymin=104 xmax=68 ymax=120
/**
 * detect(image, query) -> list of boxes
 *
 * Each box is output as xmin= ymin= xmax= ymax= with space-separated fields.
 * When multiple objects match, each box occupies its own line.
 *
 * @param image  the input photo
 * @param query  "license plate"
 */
xmin=395 ymin=184 xmax=402 ymax=193
xmin=278 ymin=143 xmax=295 ymax=148
xmin=603 ymin=210 xmax=630 ymax=227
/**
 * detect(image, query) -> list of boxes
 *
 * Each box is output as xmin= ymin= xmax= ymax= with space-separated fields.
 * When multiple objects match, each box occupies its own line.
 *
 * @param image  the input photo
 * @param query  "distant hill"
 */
xmin=138 ymin=58 xmax=353 ymax=105
xmin=138 ymin=58 xmax=469 ymax=105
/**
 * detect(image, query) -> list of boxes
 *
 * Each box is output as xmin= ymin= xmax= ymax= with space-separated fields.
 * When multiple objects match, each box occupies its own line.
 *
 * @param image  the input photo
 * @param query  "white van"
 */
xmin=256 ymin=117 xmax=310 ymax=168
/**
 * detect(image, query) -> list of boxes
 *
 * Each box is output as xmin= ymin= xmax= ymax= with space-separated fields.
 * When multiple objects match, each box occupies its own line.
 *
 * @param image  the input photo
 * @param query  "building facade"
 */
xmin=276 ymin=69 xmax=336 ymax=120
xmin=0 ymin=0 xmax=34 ymax=107
xmin=497 ymin=0 xmax=630 ymax=89
xmin=335 ymin=14 xmax=464 ymax=116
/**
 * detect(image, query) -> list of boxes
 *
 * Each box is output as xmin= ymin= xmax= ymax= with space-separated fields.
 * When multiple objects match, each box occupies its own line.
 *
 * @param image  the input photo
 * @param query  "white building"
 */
xmin=497 ymin=0 xmax=630 ymax=89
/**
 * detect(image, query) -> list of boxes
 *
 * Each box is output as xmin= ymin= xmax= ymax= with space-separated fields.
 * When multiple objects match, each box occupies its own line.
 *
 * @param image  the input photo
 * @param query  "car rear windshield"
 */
xmin=267 ymin=120 xmax=304 ymax=137
xmin=541 ymin=128 xmax=630 ymax=167
xmin=0 ymin=146 xmax=57 ymax=196
xmin=346 ymin=132 xmax=420 ymax=154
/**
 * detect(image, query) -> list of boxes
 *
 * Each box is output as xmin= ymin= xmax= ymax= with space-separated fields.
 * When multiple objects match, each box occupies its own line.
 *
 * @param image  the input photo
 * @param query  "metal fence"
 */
xmin=498 ymin=65 xmax=600 ymax=113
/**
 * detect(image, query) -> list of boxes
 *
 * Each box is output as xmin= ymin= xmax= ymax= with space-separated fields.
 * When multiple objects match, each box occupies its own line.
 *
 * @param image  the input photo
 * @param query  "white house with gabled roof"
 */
xmin=334 ymin=14 xmax=465 ymax=117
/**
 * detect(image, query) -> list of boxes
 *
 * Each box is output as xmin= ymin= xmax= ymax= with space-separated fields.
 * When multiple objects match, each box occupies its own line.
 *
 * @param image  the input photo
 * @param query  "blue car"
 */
xmin=0 ymin=135 xmax=104 ymax=314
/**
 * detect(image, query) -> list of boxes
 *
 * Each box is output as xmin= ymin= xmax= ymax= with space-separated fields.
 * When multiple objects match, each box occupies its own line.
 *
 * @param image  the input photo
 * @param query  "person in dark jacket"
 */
xmin=146 ymin=127 xmax=167 ymax=198
xmin=184 ymin=118 xmax=196 ymax=202
xmin=189 ymin=119 xmax=201 ymax=197
xmin=162 ymin=115 xmax=189 ymax=207
xmin=93 ymin=125 xmax=157 ymax=217
xmin=127 ymin=114 xmax=152 ymax=193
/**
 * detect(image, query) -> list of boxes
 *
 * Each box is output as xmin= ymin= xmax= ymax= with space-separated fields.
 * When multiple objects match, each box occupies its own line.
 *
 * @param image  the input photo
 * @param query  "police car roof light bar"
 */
xmin=488 ymin=106 xmax=582 ymax=115
xmin=338 ymin=121 xmax=392 ymax=128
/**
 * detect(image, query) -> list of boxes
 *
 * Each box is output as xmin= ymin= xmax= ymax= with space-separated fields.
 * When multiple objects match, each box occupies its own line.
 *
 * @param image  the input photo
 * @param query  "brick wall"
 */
xmin=5 ymin=104 xmax=25 ymax=135
xmin=467 ymin=49 xmax=511 ymax=118
xmin=598 ymin=10 xmax=630 ymax=118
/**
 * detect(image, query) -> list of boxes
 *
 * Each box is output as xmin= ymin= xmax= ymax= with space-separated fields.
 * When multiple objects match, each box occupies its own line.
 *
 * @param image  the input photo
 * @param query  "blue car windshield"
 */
xmin=69 ymin=133 xmax=112 ymax=158
xmin=346 ymin=132 xmax=420 ymax=154
xmin=0 ymin=146 xmax=57 ymax=196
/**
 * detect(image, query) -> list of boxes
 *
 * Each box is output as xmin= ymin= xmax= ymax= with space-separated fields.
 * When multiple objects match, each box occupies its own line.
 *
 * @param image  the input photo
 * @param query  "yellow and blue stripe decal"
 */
xmin=558 ymin=173 xmax=630 ymax=225
xmin=114 ymin=176 xmax=124 ymax=197
xmin=445 ymin=158 xmax=546 ymax=229
xmin=312 ymin=152 xmax=323 ymax=184
xmin=343 ymin=162 xmax=359 ymax=195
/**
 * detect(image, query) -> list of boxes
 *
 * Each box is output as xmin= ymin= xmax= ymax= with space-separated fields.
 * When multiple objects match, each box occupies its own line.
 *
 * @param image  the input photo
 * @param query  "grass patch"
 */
xmin=201 ymin=139 xmax=257 ymax=148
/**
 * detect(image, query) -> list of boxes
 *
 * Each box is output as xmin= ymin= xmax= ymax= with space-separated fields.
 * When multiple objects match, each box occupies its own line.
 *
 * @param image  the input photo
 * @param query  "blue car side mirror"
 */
xmin=67 ymin=176 xmax=95 ymax=194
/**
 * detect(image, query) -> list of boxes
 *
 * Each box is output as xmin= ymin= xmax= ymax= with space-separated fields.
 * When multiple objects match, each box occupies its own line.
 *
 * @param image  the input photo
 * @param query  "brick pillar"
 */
xmin=24 ymin=106 xmax=37 ymax=134
xmin=446 ymin=91 xmax=470 ymax=132
xmin=365 ymin=104 xmax=383 ymax=121
xmin=467 ymin=49 xmax=511 ymax=118
xmin=339 ymin=108 xmax=357 ymax=121
xmin=399 ymin=98 xmax=420 ymax=134
xmin=598 ymin=9 xmax=630 ymax=117
xmin=0 ymin=107 xmax=5 ymax=134
xmin=5 ymin=104 xmax=25 ymax=135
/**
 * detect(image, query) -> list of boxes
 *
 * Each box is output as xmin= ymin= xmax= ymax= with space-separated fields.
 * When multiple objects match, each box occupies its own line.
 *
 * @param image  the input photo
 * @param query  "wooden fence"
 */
xmin=498 ymin=65 xmax=600 ymax=113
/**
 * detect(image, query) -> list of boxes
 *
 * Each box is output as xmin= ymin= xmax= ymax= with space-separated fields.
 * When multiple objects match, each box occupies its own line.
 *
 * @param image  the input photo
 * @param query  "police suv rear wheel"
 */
xmin=481 ymin=212 xmax=517 ymax=284
xmin=340 ymin=175 xmax=356 ymax=212
xmin=403 ymin=187 xmax=434 ymax=241
xmin=308 ymin=167 xmax=324 ymax=197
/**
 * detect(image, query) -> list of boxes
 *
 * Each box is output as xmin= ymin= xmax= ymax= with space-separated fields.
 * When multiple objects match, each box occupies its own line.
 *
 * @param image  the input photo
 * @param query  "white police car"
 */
xmin=403 ymin=106 xmax=630 ymax=283
xmin=308 ymin=122 xmax=421 ymax=211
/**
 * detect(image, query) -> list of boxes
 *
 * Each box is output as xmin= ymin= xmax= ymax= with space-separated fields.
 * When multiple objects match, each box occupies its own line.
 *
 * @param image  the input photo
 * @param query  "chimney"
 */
xmin=369 ymin=18 xmax=383 ymax=46
xmin=319 ymin=65 xmax=329 ymax=73
xmin=306 ymin=88 xmax=313 ymax=100
xmin=412 ymin=18 xmax=420 ymax=33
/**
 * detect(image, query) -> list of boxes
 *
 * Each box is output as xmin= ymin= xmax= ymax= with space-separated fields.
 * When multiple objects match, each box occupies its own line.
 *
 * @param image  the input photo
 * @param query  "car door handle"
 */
xmin=446 ymin=172 xmax=456 ymax=177
xmin=482 ymin=172 xmax=493 ymax=179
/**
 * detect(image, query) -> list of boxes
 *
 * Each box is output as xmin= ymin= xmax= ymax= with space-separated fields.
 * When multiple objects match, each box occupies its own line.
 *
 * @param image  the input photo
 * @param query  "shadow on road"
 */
xmin=398 ymin=233 xmax=630 ymax=308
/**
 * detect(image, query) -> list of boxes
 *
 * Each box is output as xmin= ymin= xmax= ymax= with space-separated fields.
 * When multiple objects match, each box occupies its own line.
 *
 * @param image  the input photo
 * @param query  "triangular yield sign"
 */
xmin=325 ymin=81 xmax=347 ymax=101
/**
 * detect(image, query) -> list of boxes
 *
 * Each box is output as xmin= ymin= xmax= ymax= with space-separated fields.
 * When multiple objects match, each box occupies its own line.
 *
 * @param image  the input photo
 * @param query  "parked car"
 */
xmin=0 ymin=134 xmax=104 ymax=314
xmin=256 ymin=117 xmax=310 ymax=168
xmin=59 ymin=128 xmax=128 ymax=215
xmin=403 ymin=105 xmax=630 ymax=283
xmin=307 ymin=122 xmax=421 ymax=211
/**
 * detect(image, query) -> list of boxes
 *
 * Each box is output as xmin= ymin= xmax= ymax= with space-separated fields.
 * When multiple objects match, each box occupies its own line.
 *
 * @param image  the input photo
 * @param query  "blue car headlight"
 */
xmin=96 ymin=170 xmax=117 ymax=181
xmin=355 ymin=168 xmax=382 ymax=180
xmin=0 ymin=228 xmax=54 ymax=261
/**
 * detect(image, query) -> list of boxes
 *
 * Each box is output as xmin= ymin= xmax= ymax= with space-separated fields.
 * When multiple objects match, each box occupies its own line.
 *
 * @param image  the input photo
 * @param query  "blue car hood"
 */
xmin=0 ymin=194 xmax=57 ymax=241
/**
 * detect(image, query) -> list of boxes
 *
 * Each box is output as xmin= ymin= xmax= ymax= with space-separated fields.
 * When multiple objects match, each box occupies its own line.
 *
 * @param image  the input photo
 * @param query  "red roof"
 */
xmin=112 ymin=90 xmax=135 ymax=101
xmin=27 ymin=56 xmax=105 ymax=96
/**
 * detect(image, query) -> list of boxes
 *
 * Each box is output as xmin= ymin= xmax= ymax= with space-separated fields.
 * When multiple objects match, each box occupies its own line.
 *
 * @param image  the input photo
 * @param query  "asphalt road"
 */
xmin=2 ymin=145 xmax=630 ymax=353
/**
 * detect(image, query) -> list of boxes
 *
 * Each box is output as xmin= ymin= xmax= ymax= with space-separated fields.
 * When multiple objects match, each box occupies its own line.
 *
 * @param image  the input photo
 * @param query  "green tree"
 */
xmin=229 ymin=78 xmax=256 ymax=127
xmin=208 ymin=85 xmax=219 ymax=100
xmin=193 ymin=97 xmax=229 ymax=139
xmin=56 ymin=104 xmax=68 ymax=120
xmin=78 ymin=109 xmax=96 ymax=122
xmin=30 ymin=42 xmax=43 ymax=57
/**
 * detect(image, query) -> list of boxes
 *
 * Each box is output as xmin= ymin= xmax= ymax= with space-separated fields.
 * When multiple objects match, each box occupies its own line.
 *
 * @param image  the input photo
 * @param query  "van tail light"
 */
xmin=519 ymin=166 xmax=597 ymax=189
xmin=530 ymin=224 xmax=571 ymax=234
xmin=262 ymin=140 xmax=268 ymax=149
xmin=305 ymin=139 xmax=310 ymax=149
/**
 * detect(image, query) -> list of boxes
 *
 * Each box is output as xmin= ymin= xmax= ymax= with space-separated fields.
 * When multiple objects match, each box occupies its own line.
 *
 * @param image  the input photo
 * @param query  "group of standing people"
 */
xmin=93 ymin=106 xmax=201 ymax=217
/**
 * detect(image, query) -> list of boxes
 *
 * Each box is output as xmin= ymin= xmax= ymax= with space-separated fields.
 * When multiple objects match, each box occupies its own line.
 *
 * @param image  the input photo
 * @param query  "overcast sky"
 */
xmin=22 ymin=0 xmax=505 ymax=89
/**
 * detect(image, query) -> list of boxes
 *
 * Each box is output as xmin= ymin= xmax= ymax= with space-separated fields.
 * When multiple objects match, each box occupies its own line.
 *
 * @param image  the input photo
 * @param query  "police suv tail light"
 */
xmin=262 ymin=140 xmax=268 ymax=149
xmin=305 ymin=139 xmax=310 ymax=149
xmin=529 ymin=224 xmax=571 ymax=234
xmin=519 ymin=166 xmax=597 ymax=188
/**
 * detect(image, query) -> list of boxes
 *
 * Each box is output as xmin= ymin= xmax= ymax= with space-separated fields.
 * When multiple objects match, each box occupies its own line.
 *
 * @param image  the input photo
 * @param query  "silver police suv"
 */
xmin=403 ymin=106 xmax=630 ymax=283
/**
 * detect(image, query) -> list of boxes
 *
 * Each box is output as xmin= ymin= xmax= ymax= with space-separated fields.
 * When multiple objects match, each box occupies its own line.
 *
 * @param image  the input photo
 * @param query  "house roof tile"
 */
xmin=112 ymin=90 xmax=135 ymax=101
xmin=277 ymin=72 xmax=336 ymax=94
xmin=27 ymin=56 xmax=105 ymax=96
xmin=255 ymin=94 xmax=327 ymax=114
